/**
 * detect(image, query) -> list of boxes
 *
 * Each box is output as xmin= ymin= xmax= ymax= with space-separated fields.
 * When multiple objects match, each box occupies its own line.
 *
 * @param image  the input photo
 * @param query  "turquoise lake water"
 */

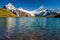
xmin=0 ymin=17 xmax=60 ymax=40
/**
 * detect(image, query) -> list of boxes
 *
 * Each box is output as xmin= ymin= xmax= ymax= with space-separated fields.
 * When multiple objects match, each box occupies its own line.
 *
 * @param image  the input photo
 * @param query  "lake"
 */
xmin=0 ymin=17 xmax=60 ymax=40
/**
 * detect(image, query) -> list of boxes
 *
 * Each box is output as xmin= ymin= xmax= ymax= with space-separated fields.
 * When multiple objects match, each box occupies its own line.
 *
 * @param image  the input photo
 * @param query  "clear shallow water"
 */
xmin=0 ymin=17 xmax=60 ymax=40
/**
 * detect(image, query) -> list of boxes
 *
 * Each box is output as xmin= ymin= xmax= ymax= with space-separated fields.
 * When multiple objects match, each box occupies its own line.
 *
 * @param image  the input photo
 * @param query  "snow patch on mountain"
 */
xmin=31 ymin=5 xmax=47 ymax=16
xmin=5 ymin=3 xmax=16 ymax=10
xmin=17 ymin=8 xmax=34 ymax=16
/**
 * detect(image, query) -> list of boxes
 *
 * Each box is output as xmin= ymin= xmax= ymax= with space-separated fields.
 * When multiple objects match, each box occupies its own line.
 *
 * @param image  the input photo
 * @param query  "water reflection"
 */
xmin=0 ymin=18 xmax=7 ymax=39
xmin=0 ymin=17 xmax=60 ymax=40
xmin=6 ymin=17 xmax=16 ymax=38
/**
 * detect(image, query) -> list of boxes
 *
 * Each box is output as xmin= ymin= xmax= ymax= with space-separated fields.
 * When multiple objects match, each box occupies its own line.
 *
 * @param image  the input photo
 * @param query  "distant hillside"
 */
xmin=0 ymin=9 xmax=16 ymax=17
xmin=55 ymin=13 xmax=60 ymax=17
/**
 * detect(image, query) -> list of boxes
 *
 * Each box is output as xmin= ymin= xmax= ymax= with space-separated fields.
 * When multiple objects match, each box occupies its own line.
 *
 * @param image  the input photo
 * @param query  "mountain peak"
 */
xmin=5 ymin=3 xmax=16 ymax=10
xmin=7 ymin=3 xmax=13 ymax=6
xmin=39 ymin=5 xmax=46 ymax=10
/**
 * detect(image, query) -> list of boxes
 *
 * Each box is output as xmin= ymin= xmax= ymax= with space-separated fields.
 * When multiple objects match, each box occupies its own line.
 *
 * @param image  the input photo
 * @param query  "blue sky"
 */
xmin=0 ymin=0 xmax=60 ymax=10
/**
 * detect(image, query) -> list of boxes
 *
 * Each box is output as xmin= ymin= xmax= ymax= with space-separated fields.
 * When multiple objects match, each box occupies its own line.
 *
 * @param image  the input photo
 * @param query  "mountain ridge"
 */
xmin=1 ymin=3 xmax=60 ymax=17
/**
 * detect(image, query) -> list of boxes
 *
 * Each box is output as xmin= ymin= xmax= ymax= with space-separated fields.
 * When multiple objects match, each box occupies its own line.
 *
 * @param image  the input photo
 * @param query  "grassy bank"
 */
xmin=0 ymin=9 xmax=16 ymax=17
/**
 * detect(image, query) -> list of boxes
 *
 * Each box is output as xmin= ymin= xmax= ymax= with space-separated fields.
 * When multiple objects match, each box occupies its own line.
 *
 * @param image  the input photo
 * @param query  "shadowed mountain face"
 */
xmin=55 ymin=13 xmax=60 ymax=17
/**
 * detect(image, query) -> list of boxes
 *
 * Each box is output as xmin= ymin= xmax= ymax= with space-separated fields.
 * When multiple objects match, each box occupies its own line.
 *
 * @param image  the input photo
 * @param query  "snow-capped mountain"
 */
xmin=17 ymin=8 xmax=34 ymax=16
xmin=31 ymin=5 xmax=47 ymax=16
xmin=3 ymin=3 xmax=60 ymax=17
xmin=4 ymin=3 xmax=34 ymax=16
xmin=37 ymin=5 xmax=46 ymax=11
xmin=4 ymin=3 xmax=16 ymax=10
xmin=31 ymin=5 xmax=57 ymax=16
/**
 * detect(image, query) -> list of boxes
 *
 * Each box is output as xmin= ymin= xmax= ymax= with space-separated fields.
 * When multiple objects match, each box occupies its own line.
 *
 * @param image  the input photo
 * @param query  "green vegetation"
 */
xmin=0 ymin=9 xmax=16 ymax=17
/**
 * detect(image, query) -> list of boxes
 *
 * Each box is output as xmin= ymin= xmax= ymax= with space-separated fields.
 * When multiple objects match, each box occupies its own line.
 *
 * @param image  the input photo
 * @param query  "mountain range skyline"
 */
xmin=0 ymin=0 xmax=60 ymax=10
xmin=0 ymin=2 xmax=60 ymax=17
xmin=3 ymin=3 xmax=60 ymax=17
